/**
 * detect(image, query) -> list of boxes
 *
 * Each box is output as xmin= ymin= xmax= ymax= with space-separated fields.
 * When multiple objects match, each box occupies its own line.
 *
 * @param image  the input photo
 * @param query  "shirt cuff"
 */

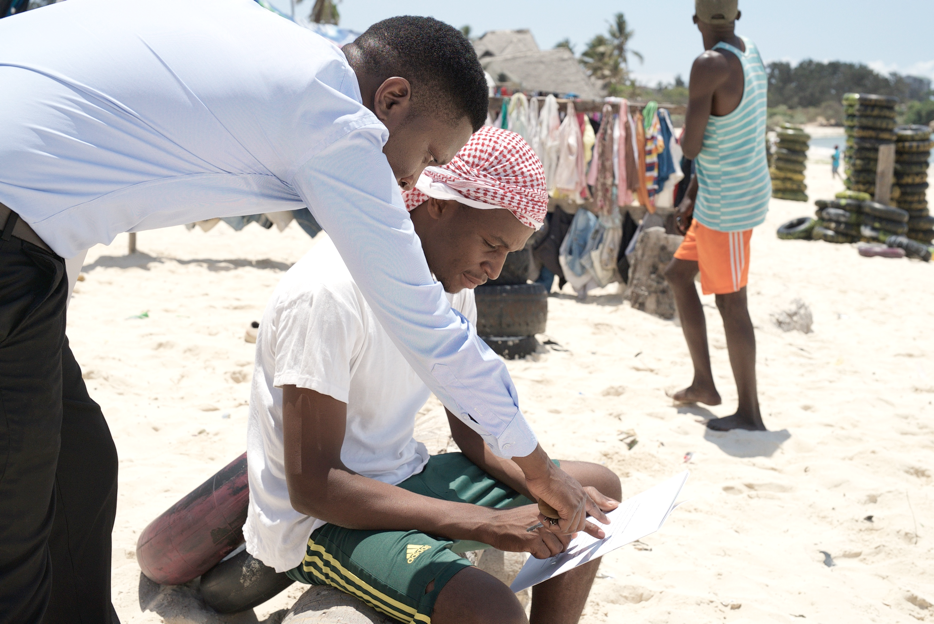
xmin=480 ymin=410 xmax=538 ymax=459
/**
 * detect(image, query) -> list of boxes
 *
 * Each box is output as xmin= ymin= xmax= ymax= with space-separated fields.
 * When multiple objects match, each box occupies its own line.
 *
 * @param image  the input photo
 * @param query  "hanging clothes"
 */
xmin=500 ymin=98 xmax=508 ymax=129
xmin=559 ymin=206 xmax=599 ymax=294
xmin=553 ymin=101 xmax=588 ymax=203
xmin=626 ymin=110 xmax=640 ymax=195
xmin=586 ymin=104 xmax=616 ymax=215
xmin=634 ymin=110 xmax=652 ymax=210
xmin=507 ymin=93 xmax=530 ymax=141
xmin=615 ymin=210 xmax=639 ymax=283
xmin=644 ymin=111 xmax=665 ymax=205
xmin=527 ymin=96 xmax=540 ymax=154
xmin=614 ymin=100 xmax=634 ymax=207
xmin=654 ymin=109 xmax=685 ymax=210
xmin=536 ymin=95 xmax=561 ymax=192
xmin=582 ymin=208 xmax=623 ymax=287
xmin=532 ymin=205 xmax=573 ymax=287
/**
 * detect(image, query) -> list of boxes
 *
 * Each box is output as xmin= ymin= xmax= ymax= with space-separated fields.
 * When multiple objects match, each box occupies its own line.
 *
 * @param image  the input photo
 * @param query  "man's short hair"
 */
xmin=350 ymin=16 xmax=488 ymax=132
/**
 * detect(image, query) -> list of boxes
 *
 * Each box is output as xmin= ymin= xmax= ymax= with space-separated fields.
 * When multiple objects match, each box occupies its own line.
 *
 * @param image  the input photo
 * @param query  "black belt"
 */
xmin=0 ymin=202 xmax=53 ymax=254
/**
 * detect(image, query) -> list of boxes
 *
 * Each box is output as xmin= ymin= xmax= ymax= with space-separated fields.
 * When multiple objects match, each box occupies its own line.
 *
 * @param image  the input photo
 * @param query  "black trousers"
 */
xmin=0 ymin=235 xmax=119 ymax=624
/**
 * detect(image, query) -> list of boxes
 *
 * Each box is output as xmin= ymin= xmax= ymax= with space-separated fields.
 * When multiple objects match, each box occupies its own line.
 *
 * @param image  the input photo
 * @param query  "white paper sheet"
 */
xmin=510 ymin=471 xmax=689 ymax=592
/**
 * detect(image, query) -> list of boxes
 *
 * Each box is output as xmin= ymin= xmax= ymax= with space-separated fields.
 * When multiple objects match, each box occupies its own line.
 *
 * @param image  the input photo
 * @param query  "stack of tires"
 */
xmin=771 ymin=124 xmax=810 ymax=202
xmin=893 ymin=125 xmax=933 ymax=245
xmin=811 ymin=198 xmax=909 ymax=244
xmin=474 ymin=248 xmax=548 ymax=359
xmin=842 ymin=93 xmax=899 ymax=200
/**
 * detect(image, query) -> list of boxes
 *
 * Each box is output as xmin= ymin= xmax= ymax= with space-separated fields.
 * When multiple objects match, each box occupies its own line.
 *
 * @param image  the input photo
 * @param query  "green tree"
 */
xmin=460 ymin=25 xmax=472 ymax=38
xmin=605 ymin=12 xmax=642 ymax=72
xmin=905 ymin=99 xmax=934 ymax=126
xmin=554 ymin=38 xmax=575 ymax=55
xmin=580 ymin=34 xmax=623 ymax=93
xmin=298 ymin=0 xmax=339 ymax=24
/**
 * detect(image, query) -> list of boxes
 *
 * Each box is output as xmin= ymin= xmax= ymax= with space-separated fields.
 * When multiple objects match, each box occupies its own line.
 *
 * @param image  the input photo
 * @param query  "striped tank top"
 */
xmin=694 ymin=37 xmax=771 ymax=232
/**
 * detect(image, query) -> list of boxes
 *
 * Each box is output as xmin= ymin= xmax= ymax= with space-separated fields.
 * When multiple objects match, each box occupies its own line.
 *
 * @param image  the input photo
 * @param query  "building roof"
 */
xmin=480 ymin=47 xmax=603 ymax=99
xmin=472 ymin=29 xmax=540 ymax=59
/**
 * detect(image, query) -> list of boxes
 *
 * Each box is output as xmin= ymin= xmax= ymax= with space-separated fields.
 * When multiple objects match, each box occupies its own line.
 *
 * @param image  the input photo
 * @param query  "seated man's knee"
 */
xmin=591 ymin=464 xmax=622 ymax=501
xmin=433 ymin=567 xmax=526 ymax=624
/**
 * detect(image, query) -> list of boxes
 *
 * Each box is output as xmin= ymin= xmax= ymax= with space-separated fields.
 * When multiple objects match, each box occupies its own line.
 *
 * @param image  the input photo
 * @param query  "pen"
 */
xmin=525 ymin=522 xmax=544 ymax=532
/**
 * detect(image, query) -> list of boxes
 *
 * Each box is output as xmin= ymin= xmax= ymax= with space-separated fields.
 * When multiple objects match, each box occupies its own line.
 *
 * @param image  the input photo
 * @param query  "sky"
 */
xmin=270 ymin=0 xmax=934 ymax=86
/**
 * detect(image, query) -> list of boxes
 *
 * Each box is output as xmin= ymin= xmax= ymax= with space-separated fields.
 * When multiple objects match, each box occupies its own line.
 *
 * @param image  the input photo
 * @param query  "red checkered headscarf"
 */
xmin=402 ymin=126 xmax=547 ymax=230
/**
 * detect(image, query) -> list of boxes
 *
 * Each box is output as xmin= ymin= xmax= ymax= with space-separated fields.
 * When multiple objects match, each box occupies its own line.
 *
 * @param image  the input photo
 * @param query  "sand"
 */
xmin=66 ymin=157 xmax=934 ymax=623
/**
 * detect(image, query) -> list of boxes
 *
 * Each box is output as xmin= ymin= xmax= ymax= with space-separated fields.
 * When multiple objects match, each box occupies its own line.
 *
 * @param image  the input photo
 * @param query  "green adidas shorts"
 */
xmin=286 ymin=453 xmax=551 ymax=624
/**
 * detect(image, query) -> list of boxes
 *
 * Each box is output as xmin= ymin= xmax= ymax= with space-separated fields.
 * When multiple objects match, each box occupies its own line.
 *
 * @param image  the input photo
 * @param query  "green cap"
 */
xmin=695 ymin=0 xmax=738 ymax=24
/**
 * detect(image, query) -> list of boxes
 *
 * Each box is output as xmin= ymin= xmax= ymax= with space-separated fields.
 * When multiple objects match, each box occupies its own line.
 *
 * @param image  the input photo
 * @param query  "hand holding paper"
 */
xmin=510 ymin=471 xmax=689 ymax=592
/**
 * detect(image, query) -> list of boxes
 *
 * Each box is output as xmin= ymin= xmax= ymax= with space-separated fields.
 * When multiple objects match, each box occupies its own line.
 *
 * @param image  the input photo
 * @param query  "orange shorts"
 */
xmin=674 ymin=221 xmax=752 ymax=295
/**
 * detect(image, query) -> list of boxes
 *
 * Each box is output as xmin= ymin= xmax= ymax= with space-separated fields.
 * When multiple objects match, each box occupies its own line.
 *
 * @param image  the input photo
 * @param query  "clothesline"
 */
xmin=488 ymin=97 xmax=686 ymax=116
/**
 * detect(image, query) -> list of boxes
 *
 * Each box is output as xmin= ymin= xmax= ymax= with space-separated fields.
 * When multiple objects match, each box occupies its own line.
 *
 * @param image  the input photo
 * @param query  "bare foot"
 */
xmin=706 ymin=414 xmax=767 ymax=432
xmin=669 ymin=385 xmax=722 ymax=406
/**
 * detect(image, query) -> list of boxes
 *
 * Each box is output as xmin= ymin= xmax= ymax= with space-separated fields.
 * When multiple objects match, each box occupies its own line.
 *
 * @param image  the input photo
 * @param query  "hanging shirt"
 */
xmin=553 ymin=102 xmax=588 ymax=203
xmin=0 ymin=0 xmax=536 ymax=458
xmin=616 ymin=100 xmax=634 ymax=206
xmin=536 ymin=95 xmax=562 ymax=192
xmin=693 ymin=37 xmax=771 ymax=232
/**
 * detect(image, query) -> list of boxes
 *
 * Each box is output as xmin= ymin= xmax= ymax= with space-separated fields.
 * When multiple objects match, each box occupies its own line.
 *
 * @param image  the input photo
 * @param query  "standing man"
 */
xmin=832 ymin=145 xmax=842 ymax=179
xmin=0 ymin=1 xmax=599 ymax=621
xmin=664 ymin=0 xmax=771 ymax=432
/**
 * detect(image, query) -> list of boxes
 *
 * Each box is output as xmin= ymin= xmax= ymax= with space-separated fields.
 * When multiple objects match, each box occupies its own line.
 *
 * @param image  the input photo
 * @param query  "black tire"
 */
xmin=908 ymin=216 xmax=934 ymax=231
xmin=895 ymin=152 xmax=932 ymax=163
xmin=848 ymin=170 xmax=879 ymax=184
xmin=899 ymin=192 xmax=928 ymax=204
xmin=895 ymin=173 xmax=928 ymax=185
xmin=899 ymin=182 xmax=929 ymax=195
xmin=843 ymin=105 xmax=898 ymax=118
xmin=843 ymin=116 xmax=897 ymax=130
xmin=847 ymin=149 xmax=879 ymax=161
xmin=829 ymin=199 xmax=864 ymax=213
xmin=894 ymin=125 xmax=933 ymax=142
xmin=774 ymin=159 xmax=807 ymax=173
xmin=895 ymin=162 xmax=929 ymax=174
xmin=860 ymin=225 xmax=891 ymax=242
xmin=474 ymin=283 xmax=547 ymax=337
xmin=481 ymin=335 xmax=540 ymax=360
xmin=886 ymin=235 xmax=932 ymax=261
xmin=770 ymin=168 xmax=805 ymax=182
xmin=819 ymin=208 xmax=859 ymax=224
xmin=200 ymin=548 xmax=295 ymax=614
xmin=814 ymin=226 xmax=857 ymax=244
xmin=772 ymin=179 xmax=807 ymax=192
xmin=895 ymin=140 xmax=934 ymax=153
xmin=772 ymin=190 xmax=809 ymax=202
xmin=835 ymin=191 xmax=872 ymax=202
xmin=814 ymin=199 xmax=829 ymax=209
xmin=902 ymin=206 xmax=930 ymax=216
xmin=907 ymin=230 xmax=934 ymax=244
xmin=862 ymin=201 xmax=909 ymax=223
xmin=843 ymin=93 xmax=899 ymax=107
xmin=847 ymin=137 xmax=892 ymax=150
xmin=846 ymin=128 xmax=895 ymax=141
xmin=487 ymin=248 xmax=531 ymax=286
xmin=821 ymin=220 xmax=861 ymax=237
xmin=776 ymin=148 xmax=807 ymax=162
xmin=776 ymin=217 xmax=816 ymax=240
xmin=863 ymin=215 xmax=908 ymax=235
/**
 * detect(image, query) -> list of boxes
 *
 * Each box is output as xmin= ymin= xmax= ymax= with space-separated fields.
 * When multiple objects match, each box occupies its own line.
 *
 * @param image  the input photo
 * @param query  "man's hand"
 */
xmin=514 ymin=446 xmax=612 ymax=537
xmin=479 ymin=505 xmax=573 ymax=560
xmin=675 ymin=195 xmax=694 ymax=235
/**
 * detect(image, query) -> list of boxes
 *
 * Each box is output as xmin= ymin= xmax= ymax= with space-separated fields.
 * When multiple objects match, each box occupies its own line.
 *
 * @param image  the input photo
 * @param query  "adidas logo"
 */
xmin=406 ymin=545 xmax=431 ymax=564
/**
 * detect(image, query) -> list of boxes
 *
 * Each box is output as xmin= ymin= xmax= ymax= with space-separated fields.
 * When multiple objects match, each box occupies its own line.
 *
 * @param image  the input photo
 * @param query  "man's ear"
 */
xmin=374 ymin=77 xmax=414 ymax=132
xmin=735 ymin=10 xmax=741 ymax=21
xmin=692 ymin=14 xmax=699 ymax=24
xmin=426 ymin=197 xmax=449 ymax=221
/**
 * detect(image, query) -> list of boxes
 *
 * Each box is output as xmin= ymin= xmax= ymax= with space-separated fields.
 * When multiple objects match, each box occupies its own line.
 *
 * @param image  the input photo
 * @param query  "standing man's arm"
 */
xmin=681 ymin=53 xmax=730 ymax=160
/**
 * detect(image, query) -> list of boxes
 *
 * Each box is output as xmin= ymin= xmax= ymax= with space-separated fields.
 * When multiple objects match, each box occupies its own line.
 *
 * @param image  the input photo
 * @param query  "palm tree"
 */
xmin=304 ymin=0 xmax=339 ymax=24
xmin=580 ymin=34 xmax=623 ymax=91
xmin=554 ymin=38 xmax=575 ymax=55
xmin=606 ymin=12 xmax=642 ymax=72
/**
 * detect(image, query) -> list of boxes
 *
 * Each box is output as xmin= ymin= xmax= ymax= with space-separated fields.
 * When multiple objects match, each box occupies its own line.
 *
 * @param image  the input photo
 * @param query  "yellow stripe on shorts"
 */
xmin=302 ymin=541 xmax=431 ymax=624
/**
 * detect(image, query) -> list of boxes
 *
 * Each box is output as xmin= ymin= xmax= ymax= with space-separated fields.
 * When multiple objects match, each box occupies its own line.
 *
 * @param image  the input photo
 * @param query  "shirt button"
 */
xmin=503 ymin=443 xmax=512 ymax=450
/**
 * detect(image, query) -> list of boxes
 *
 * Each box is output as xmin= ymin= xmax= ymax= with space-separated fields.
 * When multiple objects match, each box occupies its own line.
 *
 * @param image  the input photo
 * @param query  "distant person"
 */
xmin=832 ymin=145 xmax=842 ymax=179
xmin=665 ymin=0 xmax=770 ymax=431
xmin=245 ymin=128 xmax=619 ymax=624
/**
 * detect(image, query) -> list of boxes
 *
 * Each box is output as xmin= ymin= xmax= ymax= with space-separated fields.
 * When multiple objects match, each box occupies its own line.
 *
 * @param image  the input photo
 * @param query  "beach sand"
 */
xmin=67 ymin=159 xmax=934 ymax=623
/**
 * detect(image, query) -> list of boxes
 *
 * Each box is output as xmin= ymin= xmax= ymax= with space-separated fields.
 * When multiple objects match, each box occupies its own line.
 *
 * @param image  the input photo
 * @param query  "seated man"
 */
xmin=245 ymin=127 xmax=622 ymax=624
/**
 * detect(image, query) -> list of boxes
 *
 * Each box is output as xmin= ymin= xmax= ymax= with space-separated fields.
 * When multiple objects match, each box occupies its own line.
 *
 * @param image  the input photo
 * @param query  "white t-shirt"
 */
xmin=244 ymin=236 xmax=476 ymax=573
xmin=0 ymin=0 xmax=536 ymax=459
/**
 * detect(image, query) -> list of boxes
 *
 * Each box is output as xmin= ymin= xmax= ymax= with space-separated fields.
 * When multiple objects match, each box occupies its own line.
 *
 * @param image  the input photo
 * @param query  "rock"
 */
xmin=627 ymin=227 xmax=683 ymax=320
xmin=473 ymin=548 xmax=531 ymax=608
xmin=771 ymin=299 xmax=813 ymax=334
xmin=282 ymin=586 xmax=394 ymax=624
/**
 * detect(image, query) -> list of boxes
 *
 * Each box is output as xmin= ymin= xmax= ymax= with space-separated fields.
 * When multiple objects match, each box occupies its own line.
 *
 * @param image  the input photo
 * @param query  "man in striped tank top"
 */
xmin=664 ymin=0 xmax=770 ymax=432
